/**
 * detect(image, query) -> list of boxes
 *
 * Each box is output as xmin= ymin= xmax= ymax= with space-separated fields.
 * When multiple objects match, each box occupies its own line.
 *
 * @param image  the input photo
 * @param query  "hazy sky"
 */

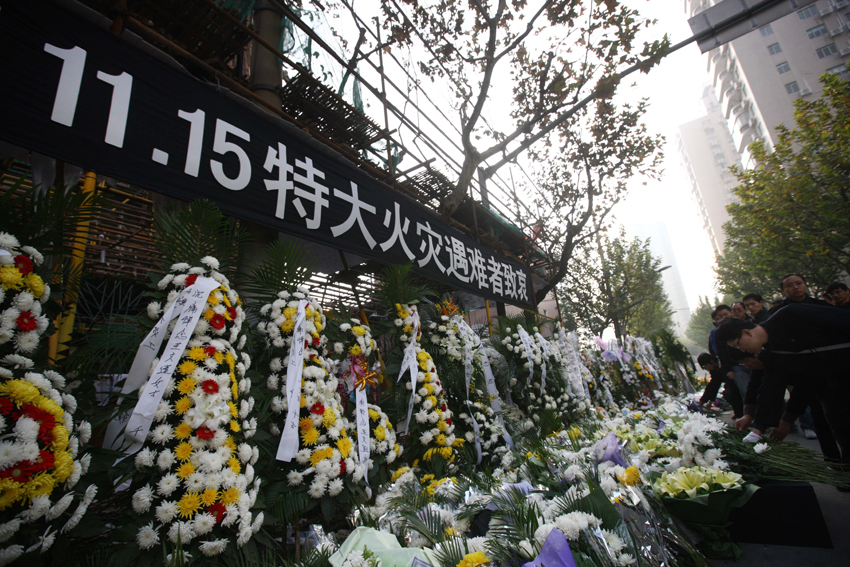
xmin=613 ymin=2 xmax=720 ymax=312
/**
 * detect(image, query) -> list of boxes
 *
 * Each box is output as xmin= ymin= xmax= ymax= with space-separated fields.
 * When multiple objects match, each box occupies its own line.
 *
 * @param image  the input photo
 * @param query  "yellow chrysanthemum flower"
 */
xmin=435 ymin=434 xmax=447 ymax=446
xmin=25 ymin=471 xmax=56 ymax=500
xmin=322 ymin=408 xmax=336 ymax=428
xmin=227 ymin=457 xmax=241 ymax=474
xmin=283 ymin=307 xmax=297 ymax=318
xmin=51 ymin=425 xmax=69 ymax=452
xmin=0 ymin=479 xmax=24 ymax=510
xmin=175 ymin=422 xmax=192 ymax=439
xmin=436 ymin=420 xmax=447 ymax=432
xmin=177 ymin=377 xmax=196 ymax=394
xmin=299 ymin=417 xmax=314 ymax=432
xmin=390 ymin=467 xmax=410 ymax=482
xmin=187 ymin=347 xmax=207 ymax=361
xmin=281 ymin=320 xmax=295 ymax=333
xmin=53 ymin=451 xmax=73 ymax=482
xmin=348 ymin=344 xmax=362 ymax=356
xmin=0 ymin=266 xmax=24 ymax=290
xmin=337 ymin=437 xmax=352 ymax=459
xmin=201 ymin=488 xmax=218 ymax=506
xmin=452 ymin=438 xmax=465 ymax=448
xmin=202 ymin=309 xmax=215 ymax=321
xmin=214 ymin=351 xmax=224 ymax=364
xmin=177 ymin=492 xmax=201 ymax=518
xmin=177 ymin=462 xmax=195 ymax=479
xmin=310 ymin=447 xmax=334 ymax=466
xmin=619 ymin=466 xmax=642 ymax=487
xmin=26 ymin=273 xmax=45 ymax=298
xmin=220 ymin=487 xmax=240 ymax=506
xmin=302 ymin=428 xmax=319 ymax=446
xmin=374 ymin=426 xmax=386 ymax=442
xmin=351 ymin=326 xmax=366 ymax=336
xmin=0 ymin=380 xmax=40 ymax=404
xmin=231 ymin=382 xmax=239 ymax=400
xmin=175 ymin=397 xmax=192 ymax=415
xmin=368 ymin=409 xmax=380 ymax=421
xmin=225 ymin=352 xmax=236 ymax=370
xmin=228 ymin=402 xmax=238 ymax=418
xmin=175 ymin=442 xmax=194 ymax=461
xmin=36 ymin=397 xmax=64 ymax=418
xmin=426 ymin=395 xmax=438 ymax=408
xmin=457 ymin=551 xmax=491 ymax=567
xmin=207 ymin=292 xmax=221 ymax=306
xmin=230 ymin=420 xmax=241 ymax=432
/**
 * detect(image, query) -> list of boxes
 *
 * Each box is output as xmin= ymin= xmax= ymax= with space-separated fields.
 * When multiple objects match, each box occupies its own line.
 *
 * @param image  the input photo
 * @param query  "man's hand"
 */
xmin=735 ymin=414 xmax=753 ymax=432
xmin=727 ymin=371 xmax=735 ymax=380
xmin=770 ymin=420 xmax=792 ymax=441
xmin=743 ymin=358 xmax=763 ymax=370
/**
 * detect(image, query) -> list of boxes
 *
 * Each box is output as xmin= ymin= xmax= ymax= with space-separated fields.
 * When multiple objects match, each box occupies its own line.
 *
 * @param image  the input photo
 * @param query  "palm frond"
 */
xmin=0 ymin=181 xmax=103 ymax=257
xmin=242 ymin=239 xmax=314 ymax=308
xmin=152 ymin=200 xmax=250 ymax=283
xmin=398 ymin=506 xmax=445 ymax=546
xmin=376 ymin=264 xmax=436 ymax=311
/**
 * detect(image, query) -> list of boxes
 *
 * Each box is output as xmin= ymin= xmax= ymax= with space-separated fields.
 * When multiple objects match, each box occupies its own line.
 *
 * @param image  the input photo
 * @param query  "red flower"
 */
xmin=207 ymin=502 xmax=227 ymax=523
xmin=13 ymin=255 xmax=33 ymax=275
xmin=312 ymin=337 xmax=321 ymax=346
xmin=201 ymin=380 xmax=219 ymax=394
xmin=185 ymin=274 xmax=198 ymax=286
xmin=21 ymin=404 xmax=55 ymax=443
xmin=339 ymin=460 xmax=346 ymax=474
xmin=446 ymin=418 xmax=453 ymax=426
xmin=210 ymin=314 xmax=226 ymax=330
xmin=226 ymin=307 xmax=238 ymax=320
xmin=204 ymin=346 xmax=217 ymax=358
xmin=195 ymin=426 xmax=215 ymax=440
xmin=32 ymin=450 xmax=55 ymax=472
xmin=0 ymin=461 xmax=36 ymax=483
xmin=309 ymin=402 xmax=325 ymax=415
xmin=441 ymin=404 xmax=447 ymax=411
xmin=0 ymin=398 xmax=14 ymax=414
xmin=15 ymin=311 xmax=37 ymax=332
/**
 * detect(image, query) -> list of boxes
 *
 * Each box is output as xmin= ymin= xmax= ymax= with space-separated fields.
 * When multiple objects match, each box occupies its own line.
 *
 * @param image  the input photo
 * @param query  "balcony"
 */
xmin=830 ymin=23 xmax=845 ymax=37
xmin=723 ymin=86 xmax=743 ymax=118
xmin=836 ymin=0 xmax=849 ymax=8
xmin=820 ymin=3 xmax=834 ymax=16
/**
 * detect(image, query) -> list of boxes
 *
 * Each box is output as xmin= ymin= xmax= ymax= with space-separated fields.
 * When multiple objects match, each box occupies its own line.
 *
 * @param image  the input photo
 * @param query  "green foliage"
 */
xmin=242 ymin=238 xmax=314 ymax=309
xmin=558 ymin=228 xmax=672 ymax=339
xmin=0 ymin=180 xmax=102 ymax=257
xmin=376 ymin=264 xmax=436 ymax=310
xmin=716 ymin=71 xmax=850 ymax=298
xmin=152 ymin=200 xmax=251 ymax=284
xmin=684 ymin=295 xmax=734 ymax=351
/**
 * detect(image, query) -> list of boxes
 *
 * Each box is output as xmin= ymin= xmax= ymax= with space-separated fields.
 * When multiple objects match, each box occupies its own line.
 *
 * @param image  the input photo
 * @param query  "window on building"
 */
xmin=827 ymin=63 xmax=850 ymax=76
xmin=846 ymin=12 xmax=850 ymax=25
xmin=816 ymin=44 xmax=839 ymax=58
xmin=760 ymin=24 xmax=774 ymax=36
xmin=807 ymin=24 xmax=828 ymax=39
xmin=785 ymin=81 xmax=800 ymax=94
xmin=798 ymin=6 xmax=818 ymax=19
xmin=776 ymin=61 xmax=791 ymax=74
xmin=767 ymin=43 xmax=783 ymax=55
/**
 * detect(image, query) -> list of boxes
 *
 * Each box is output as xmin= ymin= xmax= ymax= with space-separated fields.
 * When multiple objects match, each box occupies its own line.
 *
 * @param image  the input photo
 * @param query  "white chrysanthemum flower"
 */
xmin=132 ymin=484 xmax=154 ymax=514
xmin=137 ymin=523 xmax=160 ymax=550
xmin=200 ymin=256 xmax=220 ymax=270
xmin=199 ymin=539 xmax=228 ymax=557
xmin=157 ymin=473 xmax=179 ymax=496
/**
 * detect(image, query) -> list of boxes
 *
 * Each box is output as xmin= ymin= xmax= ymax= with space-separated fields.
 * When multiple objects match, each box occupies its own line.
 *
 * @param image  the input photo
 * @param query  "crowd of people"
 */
xmin=695 ymin=274 xmax=850 ymax=484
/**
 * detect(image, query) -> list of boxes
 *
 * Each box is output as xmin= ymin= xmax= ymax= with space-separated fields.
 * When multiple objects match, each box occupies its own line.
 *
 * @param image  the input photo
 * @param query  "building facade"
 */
xmin=685 ymin=0 xmax=850 ymax=167
xmin=677 ymin=85 xmax=744 ymax=256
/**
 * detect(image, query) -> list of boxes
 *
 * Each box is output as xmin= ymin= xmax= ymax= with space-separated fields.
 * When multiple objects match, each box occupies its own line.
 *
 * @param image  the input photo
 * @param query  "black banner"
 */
xmin=0 ymin=0 xmax=534 ymax=309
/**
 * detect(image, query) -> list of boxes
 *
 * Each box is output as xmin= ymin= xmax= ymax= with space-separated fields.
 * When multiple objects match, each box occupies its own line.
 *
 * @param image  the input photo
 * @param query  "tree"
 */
xmin=558 ymin=229 xmax=672 ymax=340
xmin=715 ymin=71 xmax=850 ymax=298
xmin=377 ymin=0 xmax=669 ymax=218
xmin=684 ymin=294 xmax=735 ymax=353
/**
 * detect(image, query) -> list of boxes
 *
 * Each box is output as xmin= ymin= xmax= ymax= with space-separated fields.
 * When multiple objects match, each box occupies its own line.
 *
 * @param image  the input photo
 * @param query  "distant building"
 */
xmin=683 ymin=0 xmax=850 ymax=167
xmin=677 ymin=86 xmax=743 ymax=256
xmin=629 ymin=222 xmax=692 ymax=336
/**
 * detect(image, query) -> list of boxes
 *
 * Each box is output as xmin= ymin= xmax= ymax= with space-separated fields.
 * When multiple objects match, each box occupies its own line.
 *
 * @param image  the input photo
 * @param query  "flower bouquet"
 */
xmin=0 ymin=235 xmax=96 ymax=565
xmin=324 ymin=309 xmax=402 ymax=487
xmin=255 ymin=287 xmax=367 ymax=521
xmin=122 ymin=259 xmax=263 ymax=561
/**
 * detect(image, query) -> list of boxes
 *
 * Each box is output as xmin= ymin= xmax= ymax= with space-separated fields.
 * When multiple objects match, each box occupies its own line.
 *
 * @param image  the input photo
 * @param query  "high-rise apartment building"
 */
xmin=684 ymin=0 xmax=850 ymax=167
xmin=678 ymin=86 xmax=744 ymax=256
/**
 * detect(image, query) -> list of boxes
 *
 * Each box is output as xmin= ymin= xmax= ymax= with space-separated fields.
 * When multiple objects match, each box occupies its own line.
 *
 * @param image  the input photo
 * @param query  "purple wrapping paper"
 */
xmin=522 ymin=528 xmax=577 ymax=567
xmin=595 ymin=432 xmax=629 ymax=468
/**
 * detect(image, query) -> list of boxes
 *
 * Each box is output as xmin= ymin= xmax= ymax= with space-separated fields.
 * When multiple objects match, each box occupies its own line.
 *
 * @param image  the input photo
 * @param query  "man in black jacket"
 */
xmin=717 ymin=304 xmax=850 ymax=464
